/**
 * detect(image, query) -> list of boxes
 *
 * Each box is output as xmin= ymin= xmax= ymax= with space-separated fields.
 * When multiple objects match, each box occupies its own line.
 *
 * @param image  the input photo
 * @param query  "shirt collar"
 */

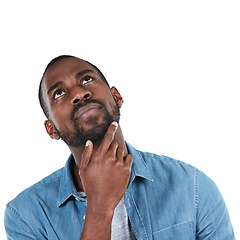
xmin=126 ymin=142 xmax=153 ymax=184
xmin=57 ymin=155 xmax=78 ymax=207
xmin=57 ymin=142 xmax=153 ymax=207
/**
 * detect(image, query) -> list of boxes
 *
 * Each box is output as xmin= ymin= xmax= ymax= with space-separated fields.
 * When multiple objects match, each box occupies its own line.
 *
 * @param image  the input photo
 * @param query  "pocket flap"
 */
xmin=153 ymin=220 xmax=193 ymax=239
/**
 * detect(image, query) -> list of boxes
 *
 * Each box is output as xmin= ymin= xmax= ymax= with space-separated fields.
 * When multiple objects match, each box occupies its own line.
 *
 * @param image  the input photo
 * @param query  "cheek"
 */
xmin=50 ymin=105 xmax=72 ymax=128
xmin=107 ymin=97 xmax=119 ymax=115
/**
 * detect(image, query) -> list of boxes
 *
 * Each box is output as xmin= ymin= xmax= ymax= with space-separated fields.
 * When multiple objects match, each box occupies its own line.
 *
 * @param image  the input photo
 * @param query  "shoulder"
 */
xmin=6 ymin=167 xmax=64 ymax=213
xmin=136 ymin=149 xmax=221 ymax=194
xmin=132 ymin=147 xmax=235 ymax=238
xmin=127 ymin=142 xmax=196 ymax=173
xmin=137 ymin=149 xmax=197 ymax=178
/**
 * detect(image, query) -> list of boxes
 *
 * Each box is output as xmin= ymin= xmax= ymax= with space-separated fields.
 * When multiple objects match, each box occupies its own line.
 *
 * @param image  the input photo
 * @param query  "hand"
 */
xmin=79 ymin=122 xmax=133 ymax=217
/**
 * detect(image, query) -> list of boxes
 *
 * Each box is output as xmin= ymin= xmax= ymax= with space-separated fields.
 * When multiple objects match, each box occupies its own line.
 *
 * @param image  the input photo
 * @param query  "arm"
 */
xmin=5 ymin=205 xmax=38 ymax=240
xmin=196 ymin=170 xmax=235 ymax=239
xmin=79 ymin=122 xmax=133 ymax=240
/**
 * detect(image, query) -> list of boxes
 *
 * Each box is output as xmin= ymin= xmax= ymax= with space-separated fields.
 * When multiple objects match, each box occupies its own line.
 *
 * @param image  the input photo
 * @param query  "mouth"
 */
xmin=73 ymin=103 xmax=102 ymax=120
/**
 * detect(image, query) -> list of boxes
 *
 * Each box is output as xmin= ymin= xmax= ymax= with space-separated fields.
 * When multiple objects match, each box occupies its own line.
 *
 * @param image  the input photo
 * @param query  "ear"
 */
xmin=44 ymin=120 xmax=60 ymax=140
xmin=110 ymin=86 xmax=124 ymax=108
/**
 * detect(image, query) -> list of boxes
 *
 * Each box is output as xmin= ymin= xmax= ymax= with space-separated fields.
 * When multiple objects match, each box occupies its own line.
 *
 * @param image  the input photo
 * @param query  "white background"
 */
xmin=0 ymin=0 xmax=239 ymax=238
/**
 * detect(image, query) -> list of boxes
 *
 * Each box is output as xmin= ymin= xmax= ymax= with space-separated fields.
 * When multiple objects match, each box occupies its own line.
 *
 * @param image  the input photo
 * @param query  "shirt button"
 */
xmin=75 ymin=197 xmax=79 ymax=201
xmin=83 ymin=215 xmax=86 ymax=220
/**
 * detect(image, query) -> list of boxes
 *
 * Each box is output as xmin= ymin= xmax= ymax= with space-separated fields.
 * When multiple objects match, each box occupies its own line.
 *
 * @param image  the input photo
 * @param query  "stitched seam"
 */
xmin=125 ymin=187 xmax=140 ymax=240
xmin=153 ymin=220 xmax=193 ymax=234
xmin=130 ymin=190 xmax=148 ymax=239
xmin=6 ymin=205 xmax=20 ymax=217
xmin=6 ymin=204 xmax=39 ymax=239
xmin=57 ymin=171 xmax=65 ymax=206
xmin=195 ymin=168 xmax=200 ymax=221
xmin=137 ymin=151 xmax=154 ymax=181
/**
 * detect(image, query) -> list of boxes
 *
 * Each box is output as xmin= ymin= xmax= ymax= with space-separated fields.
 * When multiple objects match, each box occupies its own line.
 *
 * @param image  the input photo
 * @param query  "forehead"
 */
xmin=43 ymin=58 xmax=96 ymax=89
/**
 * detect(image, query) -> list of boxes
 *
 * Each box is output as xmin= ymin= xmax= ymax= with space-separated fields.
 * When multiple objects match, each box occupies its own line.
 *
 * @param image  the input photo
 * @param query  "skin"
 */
xmin=41 ymin=57 xmax=133 ymax=239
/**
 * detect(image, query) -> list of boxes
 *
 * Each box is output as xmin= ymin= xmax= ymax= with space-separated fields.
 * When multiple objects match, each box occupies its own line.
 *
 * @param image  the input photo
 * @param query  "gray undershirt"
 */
xmin=111 ymin=196 xmax=136 ymax=240
xmin=77 ymin=192 xmax=136 ymax=240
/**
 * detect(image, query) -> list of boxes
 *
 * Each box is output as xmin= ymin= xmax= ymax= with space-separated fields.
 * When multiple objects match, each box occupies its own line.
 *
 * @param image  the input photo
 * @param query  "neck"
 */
xmin=69 ymin=124 xmax=127 ymax=192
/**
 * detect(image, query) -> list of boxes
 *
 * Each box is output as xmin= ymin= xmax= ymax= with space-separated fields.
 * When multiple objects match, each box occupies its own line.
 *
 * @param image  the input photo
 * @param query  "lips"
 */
xmin=74 ymin=103 xmax=101 ymax=120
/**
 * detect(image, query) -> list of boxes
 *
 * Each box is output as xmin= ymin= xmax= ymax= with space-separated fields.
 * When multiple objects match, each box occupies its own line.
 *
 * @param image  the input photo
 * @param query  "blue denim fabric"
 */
xmin=5 ymin=142 xmax=235 ymax=239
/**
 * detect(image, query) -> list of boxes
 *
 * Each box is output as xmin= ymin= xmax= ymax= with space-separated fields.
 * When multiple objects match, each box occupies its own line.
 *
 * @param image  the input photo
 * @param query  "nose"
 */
xmin=70 ymin=87 xmax=92 ymax=105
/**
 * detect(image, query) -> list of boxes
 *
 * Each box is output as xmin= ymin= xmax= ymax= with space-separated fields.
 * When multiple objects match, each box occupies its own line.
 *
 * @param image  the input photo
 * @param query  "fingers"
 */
xmin=116 ymin=146 xmax=124 ymax=163
xmin=108 ymin=141 xmax=118 ymax=159
xmin=124 ymin=154 xmax=133 ymax=168
xmin=81 ymin=140 xmax=93 ymax=168
xmin=98 ymin=121 xmax=118 ymax=154
xmin=81 ymin=122 xmax=132 ymax=168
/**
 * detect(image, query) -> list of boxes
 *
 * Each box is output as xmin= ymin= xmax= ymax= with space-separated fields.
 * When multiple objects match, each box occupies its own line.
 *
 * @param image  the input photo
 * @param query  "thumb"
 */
xmin=81 ymin=140 xmax=93 ymax=169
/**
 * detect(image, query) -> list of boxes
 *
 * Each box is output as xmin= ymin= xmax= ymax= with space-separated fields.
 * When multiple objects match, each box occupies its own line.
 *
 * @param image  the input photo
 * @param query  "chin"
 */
xmin=79 ymin=121 xmax=109 ymax=143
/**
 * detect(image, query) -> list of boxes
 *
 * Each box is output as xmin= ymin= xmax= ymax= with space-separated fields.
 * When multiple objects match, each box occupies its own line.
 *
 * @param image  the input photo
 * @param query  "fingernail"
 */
xmin=85 ymin=140 xmax=90 ymax=147
xmin=112 ymin=121 xmax=118 ymax=127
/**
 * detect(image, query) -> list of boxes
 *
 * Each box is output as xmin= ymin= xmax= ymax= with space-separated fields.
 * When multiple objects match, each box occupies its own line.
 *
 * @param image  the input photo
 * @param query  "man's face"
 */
xmin=42 ymin=58 xmax=121 ymax=147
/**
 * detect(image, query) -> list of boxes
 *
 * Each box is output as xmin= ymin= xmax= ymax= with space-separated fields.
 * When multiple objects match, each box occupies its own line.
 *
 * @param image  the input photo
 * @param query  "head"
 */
xmin=38 ymin=55 xmax=123 ymax=147
xmin=39 ymin=55 xmax=110 ymax=119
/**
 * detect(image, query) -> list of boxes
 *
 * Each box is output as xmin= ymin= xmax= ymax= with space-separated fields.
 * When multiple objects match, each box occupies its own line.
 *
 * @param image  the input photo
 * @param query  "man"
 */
xmin=5 ymin=55 xmax=235 ymax=239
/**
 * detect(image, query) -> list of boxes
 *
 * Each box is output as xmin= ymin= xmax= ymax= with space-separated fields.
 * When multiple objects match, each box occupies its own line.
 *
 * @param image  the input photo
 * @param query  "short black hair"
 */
xmin=38 ymin=55 xmax=110 ymax=119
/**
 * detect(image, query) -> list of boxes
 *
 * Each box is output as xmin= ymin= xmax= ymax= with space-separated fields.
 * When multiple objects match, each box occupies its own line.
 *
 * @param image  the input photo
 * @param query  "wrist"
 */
xmin=86 ymin=201 xmax=114 ymax=222
xmin=80 ymin=201 xmax=114 ymax=239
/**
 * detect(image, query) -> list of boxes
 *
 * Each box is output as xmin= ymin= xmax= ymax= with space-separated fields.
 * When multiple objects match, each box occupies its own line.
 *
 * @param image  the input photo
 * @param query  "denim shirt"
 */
xmin=5 ymin=142 xmax=235 ymax=239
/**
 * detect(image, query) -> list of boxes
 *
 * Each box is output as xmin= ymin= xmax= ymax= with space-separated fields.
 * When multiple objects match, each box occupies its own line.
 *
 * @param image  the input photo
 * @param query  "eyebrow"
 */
xmin=75 ymin=69 xmax=95 ymax=78
xmin=47 ymin=81 xmax=64 ymax=95
xmin=47 ymin=69 xmax=95 ymax=95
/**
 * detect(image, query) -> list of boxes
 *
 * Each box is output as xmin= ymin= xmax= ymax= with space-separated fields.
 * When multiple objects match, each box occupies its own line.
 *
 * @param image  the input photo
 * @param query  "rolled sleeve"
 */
xmin=196 ymin=170 xmax=235 ymax=239
xmin=4 ymin=204 xmax=38 ymax=240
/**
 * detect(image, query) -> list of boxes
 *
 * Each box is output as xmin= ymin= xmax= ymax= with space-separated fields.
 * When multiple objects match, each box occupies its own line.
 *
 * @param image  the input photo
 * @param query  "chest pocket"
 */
xmin=152 ymin=220 xmax=193 ymax=240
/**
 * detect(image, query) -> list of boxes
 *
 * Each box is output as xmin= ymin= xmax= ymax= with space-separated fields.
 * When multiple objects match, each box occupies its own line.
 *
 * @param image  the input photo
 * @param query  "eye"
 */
xmin=53 ymin=89 xmax=66 ymax=100
xmin=82 ymin=76 xmax=94 ymax=85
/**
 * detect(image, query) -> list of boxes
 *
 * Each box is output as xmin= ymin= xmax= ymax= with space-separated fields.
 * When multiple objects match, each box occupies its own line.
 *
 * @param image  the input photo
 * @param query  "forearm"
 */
xmin=79 ymin=123 xmax=133 ymax=239
xmin=80 ymin=203 xmax=114 ymax=240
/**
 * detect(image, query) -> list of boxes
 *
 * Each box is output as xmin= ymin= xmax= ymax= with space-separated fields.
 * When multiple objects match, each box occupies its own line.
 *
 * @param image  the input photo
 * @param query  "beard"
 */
xmin=53 ymin=99 xmax=120 ymax=147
